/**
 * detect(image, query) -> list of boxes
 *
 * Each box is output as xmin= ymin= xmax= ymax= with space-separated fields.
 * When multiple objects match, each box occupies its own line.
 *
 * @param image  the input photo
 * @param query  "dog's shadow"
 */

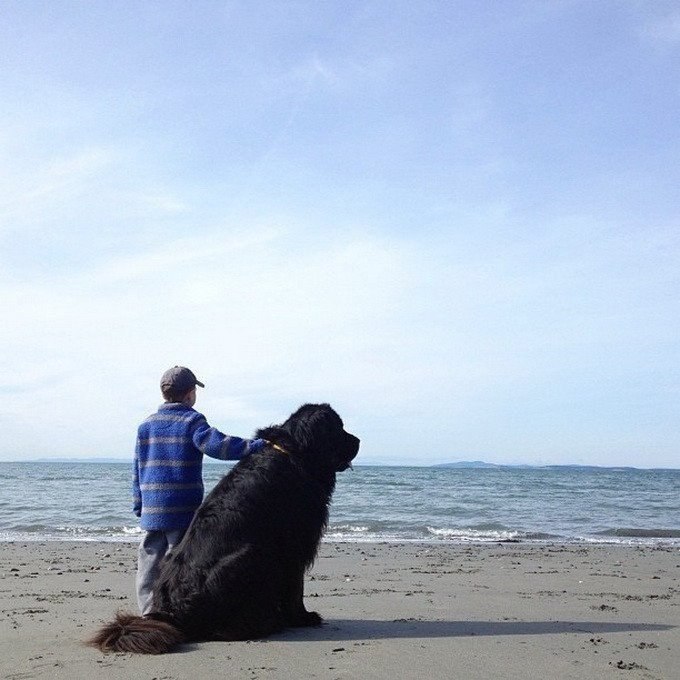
xmin=270 ymin=618 xmax=673 ymax=642
xmin=172 ymin=619 xmax=672 ymax=653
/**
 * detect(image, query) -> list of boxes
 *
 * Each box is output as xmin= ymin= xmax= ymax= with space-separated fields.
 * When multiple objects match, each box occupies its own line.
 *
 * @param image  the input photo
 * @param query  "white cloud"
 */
xmin=643 ymin=12 xmax=680 ymax=44
xmin=284 ymin=53 xmax=395 ymax=93
xmin=0 ymin=147 xmax=115 ymax=232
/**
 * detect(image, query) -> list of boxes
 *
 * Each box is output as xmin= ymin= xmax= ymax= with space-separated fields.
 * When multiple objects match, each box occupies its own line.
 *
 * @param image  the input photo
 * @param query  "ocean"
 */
xmin=1 ymin=462 xmax=678 ymax=545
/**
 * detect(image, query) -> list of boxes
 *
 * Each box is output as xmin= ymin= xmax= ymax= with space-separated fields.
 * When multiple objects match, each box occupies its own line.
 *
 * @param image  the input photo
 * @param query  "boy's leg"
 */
xmin=166 ymin=528 xmax=186 ymax=552
xmin=136 ymin=530 xmax=168 ymax=615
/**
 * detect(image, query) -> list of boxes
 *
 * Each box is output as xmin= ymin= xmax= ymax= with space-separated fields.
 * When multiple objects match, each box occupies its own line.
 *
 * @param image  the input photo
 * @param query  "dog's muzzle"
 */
xmin=337 ymin=434 xmax=360 ymax=472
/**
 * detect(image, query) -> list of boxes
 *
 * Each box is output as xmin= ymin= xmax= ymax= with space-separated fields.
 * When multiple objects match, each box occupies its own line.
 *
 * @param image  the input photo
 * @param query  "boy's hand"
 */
xmin=250 ymin=438 xmax=267 ymax=452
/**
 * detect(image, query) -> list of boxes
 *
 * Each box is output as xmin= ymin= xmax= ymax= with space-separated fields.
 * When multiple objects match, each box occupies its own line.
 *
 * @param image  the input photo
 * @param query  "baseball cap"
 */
xmin=160 ymin=366 xmax=205 ymax=393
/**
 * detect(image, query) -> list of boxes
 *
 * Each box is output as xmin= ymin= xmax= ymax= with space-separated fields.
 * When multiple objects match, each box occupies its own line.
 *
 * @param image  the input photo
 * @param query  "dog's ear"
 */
xmin=285 ymin=404 xmax=344 ymax=456
xmin=276 ymin=404 xmax=358 ymax=474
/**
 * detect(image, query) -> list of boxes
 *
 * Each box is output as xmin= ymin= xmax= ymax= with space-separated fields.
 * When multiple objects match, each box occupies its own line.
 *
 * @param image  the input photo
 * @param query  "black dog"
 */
xmin=89 ymin=403 xmax=360 ymax=654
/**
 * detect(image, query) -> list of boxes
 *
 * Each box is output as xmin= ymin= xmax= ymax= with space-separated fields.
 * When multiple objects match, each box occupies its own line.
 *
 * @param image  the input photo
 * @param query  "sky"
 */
xmin=0 ymin=1 xmax=678 ymax=467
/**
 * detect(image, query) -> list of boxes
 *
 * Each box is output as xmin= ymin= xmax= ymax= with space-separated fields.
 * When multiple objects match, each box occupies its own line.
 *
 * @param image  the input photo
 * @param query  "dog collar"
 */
xmin=266 ymin=441 xmax=290 ymax=456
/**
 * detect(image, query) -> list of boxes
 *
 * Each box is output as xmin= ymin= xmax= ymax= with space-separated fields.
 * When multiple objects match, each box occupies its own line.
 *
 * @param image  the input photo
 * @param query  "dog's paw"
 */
xmin=290 ymin=610 xmax=323 ymax=627
xmin=304 ymin=610 xmax=323 ymax=627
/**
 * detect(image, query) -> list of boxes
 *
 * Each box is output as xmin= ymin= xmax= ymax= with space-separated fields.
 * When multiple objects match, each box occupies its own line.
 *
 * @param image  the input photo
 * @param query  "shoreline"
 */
xmin=2 ymin=534 xmax=680 ymax=547
xmin=1 ymin=541 xmax=678 ymax=679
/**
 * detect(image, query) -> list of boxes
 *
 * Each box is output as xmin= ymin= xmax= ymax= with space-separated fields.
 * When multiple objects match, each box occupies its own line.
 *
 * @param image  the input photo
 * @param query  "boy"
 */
xmin=133 ymin=366 xmax=264 ymax=615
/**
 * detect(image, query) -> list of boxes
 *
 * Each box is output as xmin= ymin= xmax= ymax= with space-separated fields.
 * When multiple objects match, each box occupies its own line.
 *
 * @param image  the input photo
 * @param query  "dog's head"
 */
xmin=280 ymin=403 xmax=360 ymax=473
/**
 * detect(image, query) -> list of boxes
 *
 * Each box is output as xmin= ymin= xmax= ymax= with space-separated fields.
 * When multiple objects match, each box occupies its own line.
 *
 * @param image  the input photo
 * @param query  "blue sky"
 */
xmin=1 ymin=1 xmax=678 ymax=466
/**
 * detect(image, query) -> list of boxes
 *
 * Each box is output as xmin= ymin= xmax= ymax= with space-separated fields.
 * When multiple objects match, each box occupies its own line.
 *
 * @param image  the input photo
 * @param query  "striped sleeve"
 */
xmin=190 ymin=415 xmax=264 ymax=461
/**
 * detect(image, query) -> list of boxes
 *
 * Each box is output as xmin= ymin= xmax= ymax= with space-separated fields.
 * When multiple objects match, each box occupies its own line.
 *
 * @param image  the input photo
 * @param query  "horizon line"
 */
xmin=1 ymin=458 xmax=678 ymax=471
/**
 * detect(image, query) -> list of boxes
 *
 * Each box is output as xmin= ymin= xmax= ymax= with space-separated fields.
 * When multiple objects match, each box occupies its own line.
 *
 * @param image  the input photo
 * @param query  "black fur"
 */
xmin=88 ymin=403 xmax=359 ymax=654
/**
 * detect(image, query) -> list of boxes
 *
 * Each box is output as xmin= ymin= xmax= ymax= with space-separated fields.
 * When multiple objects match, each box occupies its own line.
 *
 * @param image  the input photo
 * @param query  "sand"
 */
xmin=1 ymin=541 xmax=678 ymax=680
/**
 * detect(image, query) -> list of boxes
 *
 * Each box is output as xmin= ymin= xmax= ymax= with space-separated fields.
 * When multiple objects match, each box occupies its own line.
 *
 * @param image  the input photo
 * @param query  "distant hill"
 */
xmin=434 ymin=461 xmax=534 ymax=469
xmin=434 ymin=460 xmax=503 ymax=469
xmin=543 ymin=464 xmax=637 ymax=471
xmin=434 ymin=461 xmax=644 ymax=471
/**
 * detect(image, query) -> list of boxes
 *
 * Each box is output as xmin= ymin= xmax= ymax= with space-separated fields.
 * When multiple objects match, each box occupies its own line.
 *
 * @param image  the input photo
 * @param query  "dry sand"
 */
xmin=1 ymin=541 xmax=678 ymax=679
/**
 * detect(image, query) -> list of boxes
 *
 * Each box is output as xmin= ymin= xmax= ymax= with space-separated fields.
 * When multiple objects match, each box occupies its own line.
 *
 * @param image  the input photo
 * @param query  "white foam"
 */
xmin=122 ymin=526 xmax=143 ymax=535
xmin=427 ymin=526 xmax=522 ymax=542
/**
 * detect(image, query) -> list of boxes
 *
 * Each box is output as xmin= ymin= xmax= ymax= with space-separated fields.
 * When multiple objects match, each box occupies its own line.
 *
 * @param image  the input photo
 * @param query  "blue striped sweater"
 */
xmin=133 ymin=402 xmax=264 ymax=530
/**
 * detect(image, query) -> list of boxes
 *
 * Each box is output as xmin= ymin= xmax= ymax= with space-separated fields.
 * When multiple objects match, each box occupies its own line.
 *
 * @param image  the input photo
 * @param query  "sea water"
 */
xmin=0 ymin=462 xmax=678 ymax=545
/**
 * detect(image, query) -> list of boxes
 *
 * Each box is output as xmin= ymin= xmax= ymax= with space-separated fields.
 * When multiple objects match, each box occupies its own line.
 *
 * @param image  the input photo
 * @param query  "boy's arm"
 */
xmin=191 ymin=415 xmax=265 ymax=461
xmin=132 ymin=439 xmax=142 ymax=517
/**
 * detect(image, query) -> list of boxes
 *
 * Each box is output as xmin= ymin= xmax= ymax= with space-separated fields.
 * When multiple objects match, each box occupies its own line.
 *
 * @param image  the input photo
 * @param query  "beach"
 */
xmin=1 ymin=541 xmax=678 ymax=679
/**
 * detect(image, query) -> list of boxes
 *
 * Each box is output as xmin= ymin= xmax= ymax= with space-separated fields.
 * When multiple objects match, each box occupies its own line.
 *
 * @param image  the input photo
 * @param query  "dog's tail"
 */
xmin=87 ymin=611 xmax=185 ymax=654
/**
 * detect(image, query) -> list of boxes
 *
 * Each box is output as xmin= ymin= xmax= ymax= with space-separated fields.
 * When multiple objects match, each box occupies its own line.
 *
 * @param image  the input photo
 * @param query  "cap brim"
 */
xmin=195 ymin=380 xmax=205 ymax=388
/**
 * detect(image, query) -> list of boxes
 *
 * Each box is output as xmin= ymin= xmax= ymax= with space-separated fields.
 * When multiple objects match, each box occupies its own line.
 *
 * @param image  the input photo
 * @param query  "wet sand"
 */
xmin=1 ymin=541 xmax=678 ymax=679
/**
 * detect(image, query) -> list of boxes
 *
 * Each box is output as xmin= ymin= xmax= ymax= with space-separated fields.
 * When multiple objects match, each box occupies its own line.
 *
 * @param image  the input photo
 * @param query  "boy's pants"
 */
xmin=136 ymin=529 xmax=185 ymax=615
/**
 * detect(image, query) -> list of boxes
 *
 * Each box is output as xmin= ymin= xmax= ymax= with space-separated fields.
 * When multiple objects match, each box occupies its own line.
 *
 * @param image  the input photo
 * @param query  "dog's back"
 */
xmin=150 ymin=448 xmax=331 ymax=639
